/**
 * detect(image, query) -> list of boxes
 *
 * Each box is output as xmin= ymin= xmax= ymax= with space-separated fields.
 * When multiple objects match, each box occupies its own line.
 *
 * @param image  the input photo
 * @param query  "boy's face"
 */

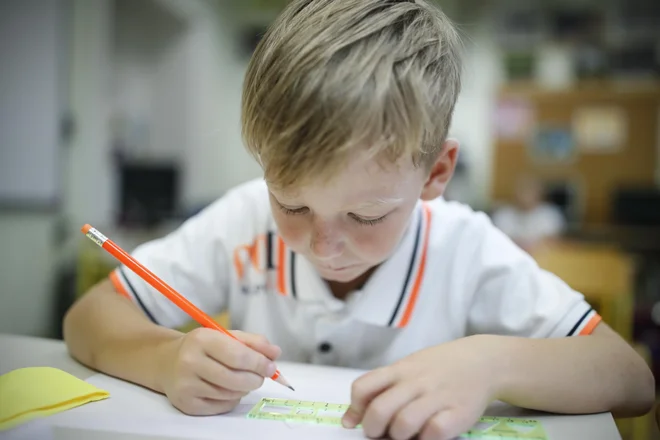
xmin=267 ymin=142 xmax=457 ymax=283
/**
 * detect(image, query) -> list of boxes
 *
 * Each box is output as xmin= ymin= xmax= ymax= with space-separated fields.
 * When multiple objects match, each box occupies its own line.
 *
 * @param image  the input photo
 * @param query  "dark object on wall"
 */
xmin=117 ymin=161 xmax=180 ymax=228
xmin=612 ymin=187 xmax=660 ymax=227
xmin=550 ymin=9 xmax=602 ymax=41
xmin=545 ymin=180 xmax=582 ymax=225
xmin=609 ymin=43 xmax=660 ymax=78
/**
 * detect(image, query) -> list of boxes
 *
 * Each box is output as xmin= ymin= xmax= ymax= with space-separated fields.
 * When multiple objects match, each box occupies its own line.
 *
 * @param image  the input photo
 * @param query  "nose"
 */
xmin=309 ymin=219 xmax=344 ymax=260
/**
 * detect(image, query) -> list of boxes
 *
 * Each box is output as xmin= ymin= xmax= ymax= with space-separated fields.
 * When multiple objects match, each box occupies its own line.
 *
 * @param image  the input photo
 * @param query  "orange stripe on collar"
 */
xmin=109 ymin=270 xmax=131 ymax=299
xmin=397 ymin=203 xmax=432 ymax=328
xmin=277 ymin=236 xmax=287 ymax=296
xmin=579 ymin=313 xmax=602 ymax=336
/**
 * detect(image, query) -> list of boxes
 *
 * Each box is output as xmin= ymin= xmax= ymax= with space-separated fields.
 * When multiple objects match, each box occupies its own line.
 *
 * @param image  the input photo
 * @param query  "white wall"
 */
xmin=0 ymin=0 xmax=67 ymax=337
xmin=448 ymin=24 xmax=504 ymax=209
xmin=113 ymin=0 xmax=187 ymax=161
xmin=182 ymin=2 xmax=262 ymax=206
xmin=0 ymin=0 xmax=63 ymax=207
xmin=64 ymin=0 xmax=261 ymax=227
xmin=150 ymin=34 xmax=188 ymax=162
xmin=64 ymin=0 xmax=114 ymax=230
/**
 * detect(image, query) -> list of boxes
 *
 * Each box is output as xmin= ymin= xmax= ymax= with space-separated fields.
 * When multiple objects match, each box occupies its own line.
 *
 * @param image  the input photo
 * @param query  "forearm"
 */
xmin=484 ymin=329 xmax=655 ymax=417
xmin=63 ymin=279 xmax=181 ymax=393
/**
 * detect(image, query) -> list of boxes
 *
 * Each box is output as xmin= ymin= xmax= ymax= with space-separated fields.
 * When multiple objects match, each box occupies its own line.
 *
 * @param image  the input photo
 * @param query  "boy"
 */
xmin=492 ymin=175 xmax=566 ymax=253
xmin=64 ymin=1 xmax=654 ymax=439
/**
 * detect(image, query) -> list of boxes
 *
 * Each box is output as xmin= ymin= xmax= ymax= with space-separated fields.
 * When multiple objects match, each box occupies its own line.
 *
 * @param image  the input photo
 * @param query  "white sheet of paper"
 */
xmin=82 ymin=362 xmax=365 ymax=417
xmin=33 ymin=362 xmax=369 ymax=440
xmin=4 ymin=362 xmax=535 ymax=440
xmin=0 ymin=419 xmax=54 ymax=440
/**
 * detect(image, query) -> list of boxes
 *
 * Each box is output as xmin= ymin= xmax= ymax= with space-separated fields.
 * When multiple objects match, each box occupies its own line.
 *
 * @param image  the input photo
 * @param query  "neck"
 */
xmin=326 ymin=266 xmax=377 ymax=300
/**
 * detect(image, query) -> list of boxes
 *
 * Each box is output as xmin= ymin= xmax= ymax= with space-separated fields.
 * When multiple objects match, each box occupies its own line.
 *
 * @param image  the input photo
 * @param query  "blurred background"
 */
xmin=0 ymin=0 xmax=658 ymax=437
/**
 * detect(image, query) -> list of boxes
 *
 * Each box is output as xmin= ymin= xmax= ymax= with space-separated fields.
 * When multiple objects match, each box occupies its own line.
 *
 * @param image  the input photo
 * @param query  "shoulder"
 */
xmin=423 ymin=197 xmax=529 ymax=283
xmin=425 ymin=197 xmax=500 ymax=245
xmin=204 ymin=178 xmax=269 ymax=219
xmin=180 ymin=177 xmax=273 ymax=246
xmin=207 ymin=177 xmax=269 ymax=211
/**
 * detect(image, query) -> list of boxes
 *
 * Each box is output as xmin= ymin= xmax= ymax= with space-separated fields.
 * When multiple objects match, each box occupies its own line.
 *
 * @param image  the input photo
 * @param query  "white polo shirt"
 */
xmin=110 ymin=178 xmax=601 ymax=370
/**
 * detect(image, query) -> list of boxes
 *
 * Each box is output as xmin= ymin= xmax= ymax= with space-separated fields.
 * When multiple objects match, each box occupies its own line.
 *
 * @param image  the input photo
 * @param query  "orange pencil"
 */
xmin=81 ymin=224 xmax=294 ymax=391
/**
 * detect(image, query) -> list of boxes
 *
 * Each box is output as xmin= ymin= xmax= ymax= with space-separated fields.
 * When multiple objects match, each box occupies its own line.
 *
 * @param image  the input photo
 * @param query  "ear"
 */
xmin=420 ymin=139 xmax=460 ymax=201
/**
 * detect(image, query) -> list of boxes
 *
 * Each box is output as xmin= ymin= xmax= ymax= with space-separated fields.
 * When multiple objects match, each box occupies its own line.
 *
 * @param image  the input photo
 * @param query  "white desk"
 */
xmin=0 ymin=333 xmax=622 ymax=440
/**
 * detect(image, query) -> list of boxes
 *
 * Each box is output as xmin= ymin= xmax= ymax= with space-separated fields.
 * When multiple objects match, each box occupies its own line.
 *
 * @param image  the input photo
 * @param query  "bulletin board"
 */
xmin=490 ymin=82 xmax=660 ymax=225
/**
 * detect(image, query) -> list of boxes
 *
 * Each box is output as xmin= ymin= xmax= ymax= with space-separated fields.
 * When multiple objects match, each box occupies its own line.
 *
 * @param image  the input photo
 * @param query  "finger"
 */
xmin=342 ymin=368 xmax=397 ymax=429
xmin=176 ymin=397 xmax=241 ymax=416
xmin=194 ymin=376 xmax=248 ymax=401
xmin=231 ymin=330 xmax=282 ymax=360
xmin=196 ymin=355 xmax=265 ymax=392
xmin=420 ymin=409 xmax=474 ymax=440
xmin=204 ymin=333 xmax=277 ymax=378
xmin=361 ymin=383 xmax=424 ymax=439
xmin=389 ymin=395 xmax=447 ymax=440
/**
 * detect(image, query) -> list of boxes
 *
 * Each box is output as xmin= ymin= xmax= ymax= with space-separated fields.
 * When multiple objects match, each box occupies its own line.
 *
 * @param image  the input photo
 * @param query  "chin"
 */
xmin=316 ymin=264 xmax=368 ymax=282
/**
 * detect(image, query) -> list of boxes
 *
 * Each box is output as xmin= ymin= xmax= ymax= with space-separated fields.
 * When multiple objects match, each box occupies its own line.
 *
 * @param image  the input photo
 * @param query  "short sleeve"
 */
xmin=465 ymin=221 xmax=601 ymax=338
xmin=109 ymin=179 xmax=269 ymax=329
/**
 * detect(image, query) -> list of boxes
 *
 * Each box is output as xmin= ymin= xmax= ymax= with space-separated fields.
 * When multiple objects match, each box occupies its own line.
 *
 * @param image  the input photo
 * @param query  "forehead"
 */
xmin=270 ymin=152 xmax=423 ymax=204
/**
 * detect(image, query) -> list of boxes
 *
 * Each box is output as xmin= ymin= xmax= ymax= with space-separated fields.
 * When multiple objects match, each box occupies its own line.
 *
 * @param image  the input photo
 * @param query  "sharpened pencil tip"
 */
xmin=287 ymin=385 xmax=295 ymax=391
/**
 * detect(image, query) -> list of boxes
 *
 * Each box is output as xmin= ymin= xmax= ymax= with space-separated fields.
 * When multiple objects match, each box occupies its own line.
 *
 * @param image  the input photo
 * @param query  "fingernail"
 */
xmin=341 ymin=410 xmax=357 ymax=428
xmin=266 ymin=362 xmax=277 ymax=377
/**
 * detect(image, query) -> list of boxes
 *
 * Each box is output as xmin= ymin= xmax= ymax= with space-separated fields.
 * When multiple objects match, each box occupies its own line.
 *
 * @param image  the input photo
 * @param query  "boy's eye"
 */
xmin=350 ymin=213 xmax=388 ymax=226
xmin=278 ymin=204 xmax=309 ymax=216
xmin=277 ymin=202 xmax=388 ymax=226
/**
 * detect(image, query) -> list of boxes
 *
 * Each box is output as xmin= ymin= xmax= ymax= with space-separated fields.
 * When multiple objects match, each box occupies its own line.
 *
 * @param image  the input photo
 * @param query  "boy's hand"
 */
xmin=157 ymin=328 xmax=281 ymax=416
xmin=342 ymin=336 xmax=496 ymax=440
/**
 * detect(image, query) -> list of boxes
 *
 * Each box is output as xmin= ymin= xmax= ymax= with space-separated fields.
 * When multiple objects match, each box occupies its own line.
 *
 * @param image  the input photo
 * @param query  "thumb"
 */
xmin=230 ymin=330 xmax=282 ymax=361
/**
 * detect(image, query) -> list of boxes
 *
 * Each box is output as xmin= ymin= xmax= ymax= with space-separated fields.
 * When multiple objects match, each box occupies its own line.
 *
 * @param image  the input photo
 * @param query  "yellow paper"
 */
xmin=0 ymin=366 xmax=109 ymax=431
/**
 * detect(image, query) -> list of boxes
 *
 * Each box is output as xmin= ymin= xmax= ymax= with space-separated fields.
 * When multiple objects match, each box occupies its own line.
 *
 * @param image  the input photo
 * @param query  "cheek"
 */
xmin=272 ymin=210 xmax=308 ymax=250
xmin=349 ymin=215 xmax=409 ymax=262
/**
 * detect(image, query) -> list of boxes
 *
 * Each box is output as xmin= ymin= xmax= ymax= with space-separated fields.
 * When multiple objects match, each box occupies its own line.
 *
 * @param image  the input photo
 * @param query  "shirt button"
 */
xmin=318 ymin=342 xmax=332 ymax=353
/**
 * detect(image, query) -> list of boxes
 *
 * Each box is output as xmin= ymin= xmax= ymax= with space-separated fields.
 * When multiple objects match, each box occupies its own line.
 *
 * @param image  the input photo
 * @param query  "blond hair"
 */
xmin=242 ymin=0 xmax=462 ymax=188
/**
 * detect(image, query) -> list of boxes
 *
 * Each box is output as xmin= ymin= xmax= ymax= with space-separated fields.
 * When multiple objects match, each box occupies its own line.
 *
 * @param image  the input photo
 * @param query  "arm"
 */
xmin=342 ymin=324 xmax=654 ymax=440
xmin=342 ymin=215 xmax=654 ymax=440
xmin=64 ymin=279 xmax=280 ymax=415
xmin=489 ymin=322 xmax=655 ymax=418
xmin=63 ymin=279 xmax=181 ymax=393
xmin=63 ymin=181 xmax=280 ymax=415
xmin=62 ymin=206 xmax=226 ymax=391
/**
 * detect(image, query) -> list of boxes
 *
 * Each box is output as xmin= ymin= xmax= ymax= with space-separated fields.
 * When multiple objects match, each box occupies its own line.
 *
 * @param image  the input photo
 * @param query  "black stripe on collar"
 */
xmin=387 ymin=209 xmax=423 ymax=327
xmin=567 ymin=308 xmax=593 ymax=336
xmin=266 ymin=232 xmax=274 ymax=270
xmin=290 ymin=250 xmax=297 ymax=299
xmin=119 ymin=267 xmax=159 ymax=324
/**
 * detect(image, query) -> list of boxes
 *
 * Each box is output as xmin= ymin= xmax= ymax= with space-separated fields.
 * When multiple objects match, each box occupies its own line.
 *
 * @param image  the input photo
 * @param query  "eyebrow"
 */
xmin=271 ymin=189 xmax=403 ymax=210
